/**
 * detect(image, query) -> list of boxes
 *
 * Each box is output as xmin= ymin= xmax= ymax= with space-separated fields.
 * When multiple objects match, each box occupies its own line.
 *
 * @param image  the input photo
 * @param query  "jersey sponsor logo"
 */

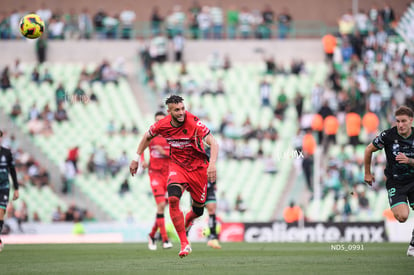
xmin=392 ymin=140 xmax=399 ymax=156
xmin=168 ymin=139 xmax=192 ymax=148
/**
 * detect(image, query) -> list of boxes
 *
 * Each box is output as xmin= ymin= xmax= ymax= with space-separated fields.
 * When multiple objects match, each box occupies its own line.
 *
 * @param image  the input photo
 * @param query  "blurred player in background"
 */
xmin=0 ymin=130 xmax=19 ymax=252
xmin=141 ymin=111 xmax=173 ymax=250
xmin=130 ymin=95 xmax=218 ymax=258
xmin=204 ymin=180 xmax=222 ymax=249
xmin=364 ymin=106 xmax=414 ymax=256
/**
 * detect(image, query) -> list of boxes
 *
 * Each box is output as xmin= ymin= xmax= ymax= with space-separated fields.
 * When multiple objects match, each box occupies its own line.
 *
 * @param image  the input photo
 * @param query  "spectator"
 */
xmin=61 ymin=159 xmax=76 ymax=194
xmin=78 ymin=8 xmax=93 ymax=39
xmin=119 ymin=7 xmax=136 ymax=39
xmin=1 ymin=66 xmax=11 ymax=90
xmin=277 ymin=7 xmax=292 ymax=39
xmin=52 ymin=206 xmax=64 ymax=222
xmin=261 ymin=4 xmax=274 ymax=37
xmin=283 ymin=201 xmax=303 ymax=223
xmin=119 ymin=179 xmax=130 ymax=196
xmin=48 ymin=16 xmax=65 ymax=39
xmin=210 ymin=4 xmax=224 ymax=39
xmin=322 ymin=33 xmax=337 ymax=62
xmin=259 ymin=78 xmax=272 ymax=107
xmin=67 ymin=146 xmax=79 ymax=173
xmin=10 ymin=59 xmax=24 ymax=79
xmin=54 ymin=102 xmax=69 ymax=122
xmin=323 ymin=115 xmax=339 ymax=151
xmin=380 ymin=3 xmax=395 ymax=33
xmin=342 ymin=195 xmax=352 ymax=221
xmin=362 ymin=112 xmax=380 ymax=140
xmin=36 ymin=2 xmax=52 ymax=24
xmin=338 ymin=9 xmax=355 ymax=36
xmin=73 ymin=82 xmax=86 ymax=102
xmin=197 ymin=5 xmax=212 ymax=39
xmin=264 ymin=122 xmax=278 ymax=141
xmin=40 ymin=103 xmax=54 ymax=122
xmin=10 ymin=99 xmax=22 ymax=120
xmin=302 ymin=129 xmax=317 ymax=156
xmin=107 ymin=120 xmax=116 ymax=136
xmin=217 ymin=191 xmax=231 ymax=216
xmin=226 ymin=5 xmax=239 ymax=39
xmin=32 ymin=211 xmax=41 ymax=222
xmin=234 ymin=193 xmax=247 ymax=213
xmin=302 ymin=152 xmax=313 ymax=191
xmin=93 ymin=146 xmax=108 ymax=179
xmin=357 ymin=186 xmax=370 ymax=212
xmin=323 ymin=163 xmax=341 ymax=199
xmin=238 ymin=6 xmax=254 ymax=39
xmin=55 ymin=83 xmax=66 ymax=106
xmin=93 ymin=9 xmax=107 ymax=39
xmin=172 ymin=31 xmax=185 ymax=62
xmin=311 ymin=113 xmax=324 ymax=144
xmin=41 ymin=68 xmax=54 ymax=84
xmin=345 ymin=111 xmax=362 ymax=147
xmin=150 ymin=6 xmax=163 ymax=35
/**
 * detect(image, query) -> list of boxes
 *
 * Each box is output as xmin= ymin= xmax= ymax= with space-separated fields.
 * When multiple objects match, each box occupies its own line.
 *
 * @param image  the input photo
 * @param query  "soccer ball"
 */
xmin=19 ymin=13 xmax=45 ymax=39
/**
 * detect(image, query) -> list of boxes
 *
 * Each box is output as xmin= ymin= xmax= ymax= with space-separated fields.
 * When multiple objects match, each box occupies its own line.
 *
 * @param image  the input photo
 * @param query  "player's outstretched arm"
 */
xmin=130 ymin=132 xmax=153 ymax=176
xmin=205 ymin=133 xmax=219 ymax=183
xmin=364 ymin=143 xmax=379 ymax=186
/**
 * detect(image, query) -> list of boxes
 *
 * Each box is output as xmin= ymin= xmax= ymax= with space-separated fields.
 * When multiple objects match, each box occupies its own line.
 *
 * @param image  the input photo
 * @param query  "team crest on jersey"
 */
xmin=183 ymin=129 xmax=187 ymax=134
xmin=1 ymin=156 xmax=5 ymax=162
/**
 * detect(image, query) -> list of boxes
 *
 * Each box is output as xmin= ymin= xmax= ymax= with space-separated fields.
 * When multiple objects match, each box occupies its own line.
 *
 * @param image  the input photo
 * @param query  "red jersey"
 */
xmin=148 ymin=135 xmax=170 ymax=172
xmin=148 ymin=111 xmax=210 ymax=171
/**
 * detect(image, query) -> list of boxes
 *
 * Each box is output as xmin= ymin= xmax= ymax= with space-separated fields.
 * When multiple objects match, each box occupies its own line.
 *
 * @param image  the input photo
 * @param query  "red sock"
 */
xmin=156 ymin=215 xmax=168 ymax=242
xmin=185 ymin=211 xmax=198 ymax=229
xmin=149 ymin=217 xmax=158 ymax=238
xmin=168 ymin=196 xmax=188 ymax=246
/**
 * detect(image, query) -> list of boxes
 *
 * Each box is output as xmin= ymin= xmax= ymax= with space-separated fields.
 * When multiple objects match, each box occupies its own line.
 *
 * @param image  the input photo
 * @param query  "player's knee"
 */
xmin=167 ymin=185 xmax=182 ymax=207
xmin=168 ymin=196 xmax=180 ymax=208
xmin=395 ymin=214 xmax=408 ymax=223
xmin=192 ymin=205 xmax=204 ymax=217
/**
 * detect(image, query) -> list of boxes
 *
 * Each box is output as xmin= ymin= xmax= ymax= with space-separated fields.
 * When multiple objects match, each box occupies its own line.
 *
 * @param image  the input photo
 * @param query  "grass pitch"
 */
xmin=0 ymin=242 xmax=412 ymax=274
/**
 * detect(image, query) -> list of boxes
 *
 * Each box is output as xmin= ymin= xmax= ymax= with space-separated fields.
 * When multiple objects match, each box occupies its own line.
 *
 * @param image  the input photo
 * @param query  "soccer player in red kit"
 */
xmin=141 ymin=111 xmax=173 ymax=250
xmin=130 ymin=95 xmax=218 ymax=258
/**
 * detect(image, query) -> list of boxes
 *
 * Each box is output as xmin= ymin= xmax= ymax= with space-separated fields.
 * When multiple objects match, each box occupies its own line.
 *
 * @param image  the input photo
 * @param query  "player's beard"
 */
xmin=171 ymin=114 xmax=184 ymax=126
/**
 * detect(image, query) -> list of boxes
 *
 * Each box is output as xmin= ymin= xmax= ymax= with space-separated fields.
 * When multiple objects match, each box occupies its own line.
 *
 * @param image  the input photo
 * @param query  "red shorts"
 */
xmin=168 ymin=162 xmax=208 ymax=203
xmin=148 ymin=169 xmax=168 ymax=204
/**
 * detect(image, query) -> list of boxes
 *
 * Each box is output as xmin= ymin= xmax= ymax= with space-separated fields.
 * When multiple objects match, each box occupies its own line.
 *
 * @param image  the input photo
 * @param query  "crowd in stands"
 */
xmin=298 ymin=2 xmax=410 ymax=221
xmin=1 ymin=3 xmax=293 ymax=40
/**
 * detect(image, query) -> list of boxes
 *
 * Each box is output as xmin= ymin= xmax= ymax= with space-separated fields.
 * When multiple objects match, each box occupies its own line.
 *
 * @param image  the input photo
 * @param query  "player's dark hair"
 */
xmin=0 ymin=130 xmax=3 ymax=137
xmin=165 ymin=95 xmax=184 ymax=105
xmin=395 ymin=106 xmax=414 ymax=118
xmin=154 ymin=111 xmax=166 ymax=117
